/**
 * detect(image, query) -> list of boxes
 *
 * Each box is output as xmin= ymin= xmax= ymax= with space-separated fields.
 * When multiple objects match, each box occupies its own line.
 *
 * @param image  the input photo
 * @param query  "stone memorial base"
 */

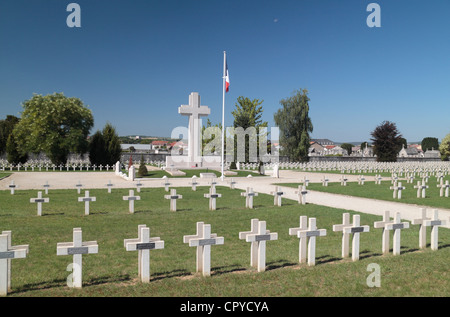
xmin=165 ymin=155 xmax=222 ymax=170
xmin=200 ymin=173 xmax=217 ymax=178
xmin=165 ymin=169 xmax=186 ymax=177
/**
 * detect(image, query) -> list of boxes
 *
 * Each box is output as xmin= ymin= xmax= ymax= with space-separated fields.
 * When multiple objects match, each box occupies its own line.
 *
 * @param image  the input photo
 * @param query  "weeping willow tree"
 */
xmin=274 ymin=89 xmax=313 ymax=162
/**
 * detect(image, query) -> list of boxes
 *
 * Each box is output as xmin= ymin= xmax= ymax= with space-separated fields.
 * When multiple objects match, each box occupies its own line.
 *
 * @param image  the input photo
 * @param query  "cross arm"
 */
xmin=297 ymin=229 xmax=327 ymax=238
xmin=188 ymin=236 xmax=224 ymax=247
xmin=343 ymin=225 xmax=370 ymax=234
xmin=245 ymin=232 xmax=278 ymax=242
xmin=183 ymin=233 xmax=217 ymax=244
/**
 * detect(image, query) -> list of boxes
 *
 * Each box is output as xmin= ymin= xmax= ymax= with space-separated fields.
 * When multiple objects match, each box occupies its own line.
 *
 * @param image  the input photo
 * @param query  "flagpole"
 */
xmin=221 ymin=51 xmax=226 ymax=181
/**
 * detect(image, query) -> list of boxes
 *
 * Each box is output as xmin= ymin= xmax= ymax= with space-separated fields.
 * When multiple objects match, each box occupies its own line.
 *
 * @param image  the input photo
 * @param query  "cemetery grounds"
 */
xmin=0 ymin=170 xmax=449 ymax=297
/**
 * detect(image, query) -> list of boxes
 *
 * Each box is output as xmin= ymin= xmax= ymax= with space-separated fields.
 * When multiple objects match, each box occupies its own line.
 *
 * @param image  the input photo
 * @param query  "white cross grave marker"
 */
xmin=340 ymin=175 xmax=348 ymax=186
xmin=357 ymin=175 xmax=366 ymax=185
xmin=332 ymin=213 xmax=352 ymax=258
xmin=289 ymin=216 xmax=308 ymax=263
xmin=270 ymin=186 xmax=284 ymax=206
xmin=437 ymin=180 xmax=449 ymax=197
xmin=204 ymin=186 xmax=222 ymax=210
xmin=161 ymin=176 xmax=171 ymax=192
xmin=373 ymin=211 xmax=394 ymax=255
xmin=413 ymin=180 xmax=428 ymax=198
xmin=239 ymin=219 xmax=278 ymax=272
xmin=189 ymin=176 xmax=198 ymax=191
xmin=0 ymin=231 xmax=29 ymax=296
xmin=238 ymin=219 xmax=259 ymax=267
xmin=106 ymin=180 xmax=114 ymax=193
xmin=241 ymin=187 xmax=258 ymax=209
xmin=8 ymin=181 xmax=17 ymax=195
xmin=303 ymin=176 xmax=309 ymax=187
xmin=321 ymin=176 xmax=329 ymax=187
xmin=30 ymin=191 xmax=49 ymax=216
xmin=42 ymin=181 xmax=50 ymax=195
xmin=412 ymin=208 xmax=430 ymax=249
xmin=75 ymin=181 xmax=83 ymax=194
xmin=294 ymin=185 xmax=308 ymax=205
xmin=423 ymin=209 xmax=446 ymax=251
xmin=78 ymin=191 xmax=96 ymax=215
xmin=135 ymin=180 xmax=143 ymax=193
xmin=290 ymin=217 xmax=326 ymax=266
xmin=342 ymin=215 xmax=370 ymax=261
xmin=375 ymin=174 xmax=382 ymax=185
xmin=183 ymin=222 xmax=224 ymax=277
xmin=56 ymin=228 xmax=98 ymax=288
xmin=228 ymin=178 xmax=237 ymax=189
xmin=124 ymin=225 xmax=164 ymax=283
xmin=390 ymin=182 xmax=405 ymax=199
xmin=164 ymin=189 xmax=183 ymax=212
xmin=384 ymin=212 xmax=410 ymax=256
xmin=123 ymin=190 xmax=141 ymax=214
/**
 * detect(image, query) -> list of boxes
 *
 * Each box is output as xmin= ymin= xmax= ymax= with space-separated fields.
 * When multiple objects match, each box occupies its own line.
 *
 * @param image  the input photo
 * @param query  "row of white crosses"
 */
xmin=1 ymin=208 xmax=447 ymax=295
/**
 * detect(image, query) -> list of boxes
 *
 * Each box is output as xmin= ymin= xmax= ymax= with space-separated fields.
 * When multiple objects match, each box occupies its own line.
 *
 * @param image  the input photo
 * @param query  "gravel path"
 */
xmin=1 ymin=170 xmax=449 ymax=228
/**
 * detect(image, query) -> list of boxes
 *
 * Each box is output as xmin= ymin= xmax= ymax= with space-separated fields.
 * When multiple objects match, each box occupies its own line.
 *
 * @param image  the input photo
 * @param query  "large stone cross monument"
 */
xmin=166 ymin=92 xmax=221 ymax=169
xmin=179 ymin=92 xmax=210 ymax=163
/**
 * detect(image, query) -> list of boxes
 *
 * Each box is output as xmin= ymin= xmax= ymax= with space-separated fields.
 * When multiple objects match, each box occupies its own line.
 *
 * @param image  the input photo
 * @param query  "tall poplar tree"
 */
xmin=274 ymin=89 xmax=313 ymax=162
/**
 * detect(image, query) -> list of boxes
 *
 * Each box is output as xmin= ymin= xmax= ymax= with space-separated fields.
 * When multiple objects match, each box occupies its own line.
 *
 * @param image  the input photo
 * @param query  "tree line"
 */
xmin=0 ymin=93 xmax=121 ymax=166
xmin=1 ymin=91 xmax=449 ymax=167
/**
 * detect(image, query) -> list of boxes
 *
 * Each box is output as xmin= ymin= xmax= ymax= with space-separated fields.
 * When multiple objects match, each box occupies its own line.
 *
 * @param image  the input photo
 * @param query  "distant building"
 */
xmin=423 ymin=149 xmax=440 ymax=158
xmin=120 ymin=144 xmax=152 ymax=152
xmin=398 ymin=145 xmax=421 ymax=157
xmin=311 ymin=139 xmax=335 ymax=146
xmin=152 ymin=140 xmax=169 ymax=149
xmin=309 ymin=142 xmax=325 ymax=156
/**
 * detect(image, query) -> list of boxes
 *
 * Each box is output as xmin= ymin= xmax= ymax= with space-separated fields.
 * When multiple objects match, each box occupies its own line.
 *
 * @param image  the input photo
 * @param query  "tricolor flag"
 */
xmin=225 ymin=61 xmax=230 ymax=92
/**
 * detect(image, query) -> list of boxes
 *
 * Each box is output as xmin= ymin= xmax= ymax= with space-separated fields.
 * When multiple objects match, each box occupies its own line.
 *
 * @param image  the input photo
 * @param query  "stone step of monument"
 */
xmin=166 ymin=170 xmax=186 ymax=176
xmin=200 ymin=173 xmax=217 ymax=178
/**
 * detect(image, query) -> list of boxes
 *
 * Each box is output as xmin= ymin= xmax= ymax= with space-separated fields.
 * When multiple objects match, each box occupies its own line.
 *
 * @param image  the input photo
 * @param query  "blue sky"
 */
xmin=0 ymin=0 xmax=449 ymax=143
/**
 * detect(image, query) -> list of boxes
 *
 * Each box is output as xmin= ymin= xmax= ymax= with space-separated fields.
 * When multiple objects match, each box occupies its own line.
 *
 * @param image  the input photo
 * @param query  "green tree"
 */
xmin=370 ymin=121 xmax=403 ymax=162
xmin=341 ymin=143 xmax=354 ymax=155
xmin=439 ymin=133 xmax=450 ymax=161
xmin=231 ymin=96 xmax=268 ymax=162
xmin=88 ymin=131 xmax=106 ymax=165
xmin=360 ymin=141 xmax=369 ymax=150
xmin=421 ymin=137 xmax=439 ymax=152
xmin=137 ymin=155 xmax=148 ymax=177
xmin=274 ymin=89 xmax=313 ymax=162
xmin=6 ymin=133 xmax=28 ymax=164
xmin=0 ymin=115 xmax=20 ymax=155
xmin=399 ymin=137 xmax=408 ymax=149
xmin=13 ymin=93 xmax=94 ymax=165
xmin=88 ymin=123 xmax=122 ymax=165
xmin=102 ymin=123 xmax=122 ymax=164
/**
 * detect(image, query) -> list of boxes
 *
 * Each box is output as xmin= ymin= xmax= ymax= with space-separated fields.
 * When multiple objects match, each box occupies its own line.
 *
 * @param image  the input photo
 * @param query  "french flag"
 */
xmin=225 ymin=61 xmax=230 ymax=92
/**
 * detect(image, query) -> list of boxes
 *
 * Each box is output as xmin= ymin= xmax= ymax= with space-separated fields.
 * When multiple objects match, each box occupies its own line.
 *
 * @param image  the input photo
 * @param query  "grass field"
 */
xmin=279 ymin=177 xmax=450 ymax=210
xmin=0 ymin=186 xmax=449 ymax=297
xmin=0 ymin=173 xmax=12 ymax=179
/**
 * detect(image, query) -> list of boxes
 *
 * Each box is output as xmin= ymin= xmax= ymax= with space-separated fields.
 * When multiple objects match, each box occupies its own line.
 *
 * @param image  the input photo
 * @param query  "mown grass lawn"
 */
xmin=279 ymin=177 xmax=450 ymax=210
xmin=0 ymin=186 xmax=448 ymax=297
